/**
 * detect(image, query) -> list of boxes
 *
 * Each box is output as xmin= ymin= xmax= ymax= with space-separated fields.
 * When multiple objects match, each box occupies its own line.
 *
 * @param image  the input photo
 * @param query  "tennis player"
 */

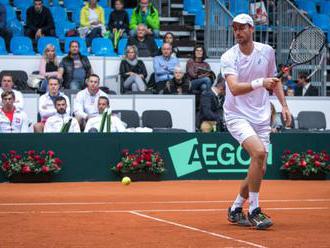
xmin=220 ymin=14 xmax=291 ymax=229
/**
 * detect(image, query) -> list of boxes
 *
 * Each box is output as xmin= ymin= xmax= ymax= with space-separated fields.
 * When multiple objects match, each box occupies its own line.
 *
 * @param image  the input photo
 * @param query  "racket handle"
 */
xmin=276 ymin=71 xmax=284 ymax=79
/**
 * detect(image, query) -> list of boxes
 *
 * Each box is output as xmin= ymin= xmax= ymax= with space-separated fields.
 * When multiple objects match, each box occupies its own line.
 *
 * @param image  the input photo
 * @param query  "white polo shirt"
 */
xmin=44 ymin=113 xmax=80 ymax=133
xmin=0 ymin=88 xmax=24 ymax=110
xmin=0 ymin=108 xmax=29 ymax=133
xmin=220 ymin=42 xmax=277 ymax=125
xmin=39 ymin=92 xmax=70 ymax=122
xmin=84 ymin=114 xmax=127 ymax=133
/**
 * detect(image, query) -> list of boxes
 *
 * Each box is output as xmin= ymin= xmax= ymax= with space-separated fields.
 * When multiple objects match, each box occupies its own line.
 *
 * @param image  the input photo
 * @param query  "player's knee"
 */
xmin=251 ymin=148 xmax=266 ymax=161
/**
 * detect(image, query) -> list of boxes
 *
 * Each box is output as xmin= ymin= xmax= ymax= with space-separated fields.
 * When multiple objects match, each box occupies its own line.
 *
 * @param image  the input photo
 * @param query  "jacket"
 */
xmin=119 ymin=59 xmax=148 ymax=83
xmin=84 ymin=114 xmax=126 ymax=133
xmin=127 ymin=36 xmax=158 ymax=57
xmin=108 ymin=9 xmax=129 ymax=33
xmin=294 ymin=84 xmax=319 ymax=96
xmin=26 ymin=6 xmax=54 ymax=33
xmin=0 ymin=108 xmax=29 ymax=133
xmin=59 ymin=54 xmax=92 ymax=89
xmin=129 ymin=3 xmax=160 ymax=30
xmin=163 ymin=75 xmax=190 ymax=94
xmin=80 ymin=3 xmax=105 ymax=27
xmin=153 ymin=55 xmax=179 ymax=83
xmin=44 ymin=113 xmax=80 ymax=133
xmin=199 ymin=88 xmax=224 ymax=123
xmin=38 ymin=92 xmax=70 ymax=121
xmin=186 ymin=59 xmax=211 ymax=80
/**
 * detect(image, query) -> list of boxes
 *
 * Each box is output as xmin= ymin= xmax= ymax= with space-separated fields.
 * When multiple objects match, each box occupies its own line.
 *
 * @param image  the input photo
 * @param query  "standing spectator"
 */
xmin=73 ymin=74 xmax=108 ymax=130
xmin=44 ymin=96 xmax=80 ymax=133
xmin=80 ymin=0 xmax=105 ymax=47
xmin=127 ymin=24 xmax=158 ymax=57
xmin=24 ymin=0 xmax=55 ymax=41
xmin=119 ymin=45 xmax=147 ymax=93
xmin=0 ymin=3 xmax=13 ymax=52
xmin=164 ymin=65 xmax=190 ymax=94
xmin=278 ymin=64 xmax=295 ymax=92
xmin=108 ymin=0 xmax=129 ymax=49
xmin=84 ymin=96 xmax=126 ymax=132
xmin=159 ymin=32 xmax=180 ymax=57
xmin=34 ymin=77 xmax=70 ymax=133
xmin=38 ymin=44 xmax=59 ymax=93
xmin=58 ymin=40 xmax=92 ymax=90
xmin=0 ymin=73 xmax=24 ymax=110
xmin=129 ymin=0 xmax=160 ymax=37
xmin=294 ymin=71 xmax=319 ymax=96
xmin=153 ymin=43 xmax=179 ymax=93
xmin=0 ymin=91 xmax=28 ymax=133
xmin=186 ymin=45 xmax=213 ymax=94
xmin=199 ymin=78 xmax=225 ymax=133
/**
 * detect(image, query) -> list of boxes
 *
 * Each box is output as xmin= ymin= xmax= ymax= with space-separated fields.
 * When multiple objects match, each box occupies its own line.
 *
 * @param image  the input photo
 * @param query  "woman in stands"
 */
xmin=39 ymin=44 xmax=59 ymax=92
xmin=160 ymin=32 xmax=180 ymax=57
xmin=119 ymin=45 xmax=147 ymax=93
xmin=186 ymin=45 xmax=213 ymax=94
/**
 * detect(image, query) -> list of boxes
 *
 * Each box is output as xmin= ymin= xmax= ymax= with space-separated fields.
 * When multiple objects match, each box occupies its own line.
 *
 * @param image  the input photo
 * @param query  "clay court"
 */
xmin=0 ymin=180 xmax=329 ymax=248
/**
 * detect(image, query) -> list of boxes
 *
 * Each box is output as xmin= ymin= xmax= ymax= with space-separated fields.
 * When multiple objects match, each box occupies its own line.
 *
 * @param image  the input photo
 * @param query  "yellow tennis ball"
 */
xmin=121 ymin=176 xmax=131 ymax=185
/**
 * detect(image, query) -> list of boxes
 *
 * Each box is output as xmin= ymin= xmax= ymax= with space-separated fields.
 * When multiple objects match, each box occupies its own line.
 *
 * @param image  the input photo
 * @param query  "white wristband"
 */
xmin=251 ymin=78 xmax=264 ymax=89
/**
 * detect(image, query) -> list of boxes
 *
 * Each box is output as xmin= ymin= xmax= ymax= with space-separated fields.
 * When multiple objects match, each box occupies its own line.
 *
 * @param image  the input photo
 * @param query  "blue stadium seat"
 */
xmin=71 ymin=9 xmax=81 ymax=26
xmin=312 ymin=13 xmax=330 ymax=32
xmin=64 ymin=37 xmax=89 ymax=56
xmin=63 ymin=0 xmax=84 ymax=12
xmin=13 ymin=0 xmax=33 ymax=9
xmin=55 ymin=21 xmax=76 ymax=40
xmin=195 ymin=9 xmax=205 ymax=27
xmin=10 ymin=36 xmax=35 ymax=55
xmin=104 ymin=7 xmax=113 ymax=25
xmin=20 ymin=6 xmax=28 ymax=23
xmin=296 ymin=0 xmax=317 ymax=16
xmin=0 ymin=0 xmax=9 ymax=5
xmin=91 ymin=38 xmax=116 ymax=56
xmin=155 ymin=38 xmax=163 ymax=49
xmin=51 ymin=0 xmax=60 ymax=6
xmin=4 ymin=5 xmax=23 ymax=36
xmin=50 ymin=6 xmax=68 ymax=22
xmin=0 ymin=37 xmax=8 ymax=55
xmin=37 ymin=36 xmax=63 ymax=55
xmin=117 ymin=38 xmax=127 ymax=55
xmin=184 ymin=0 xmax=203 ymax=13
xmin=320 ymin=1 xmax=330 ymax=15
xmin=4 ymin=5 xmax=17 ymax=22
xmin=98 ymin=0 xmax=109 ymax=8
xmin=229 ymin=0 xmax=249 ymax=15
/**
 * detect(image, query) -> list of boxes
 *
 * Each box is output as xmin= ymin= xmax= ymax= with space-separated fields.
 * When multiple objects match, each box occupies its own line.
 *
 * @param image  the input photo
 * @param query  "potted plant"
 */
xmin=111 ymin=149 xmax=165 ymax=181
xmin=280 ymin=149 xmax=330 ymax=180
xmin=0 ymin=150 xmax=62 ymax=183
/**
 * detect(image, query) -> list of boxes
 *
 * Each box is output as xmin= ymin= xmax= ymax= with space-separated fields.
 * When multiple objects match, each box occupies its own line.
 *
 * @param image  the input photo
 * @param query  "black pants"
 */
xmin=0 ymin=27 xmax=12 ymax=51
xmin=24 ymin=27 xmax=55 ymax=40
xmin=86 ymin=27 xmax=102 ymax=47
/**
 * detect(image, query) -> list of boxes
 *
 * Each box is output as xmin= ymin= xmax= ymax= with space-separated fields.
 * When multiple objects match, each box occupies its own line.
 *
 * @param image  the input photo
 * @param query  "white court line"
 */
xmin=130 ymin=211 xmax=267 ymax=248
xmin=0 ymin=207 xmax=327 ymax=215
xmin=0 ymin=199 xmax=329 ymax=206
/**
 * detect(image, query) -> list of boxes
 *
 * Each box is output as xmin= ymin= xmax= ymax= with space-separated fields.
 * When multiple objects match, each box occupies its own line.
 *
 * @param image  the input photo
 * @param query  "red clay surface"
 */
xmin=0 ymin=180 xmax=329 ymax=248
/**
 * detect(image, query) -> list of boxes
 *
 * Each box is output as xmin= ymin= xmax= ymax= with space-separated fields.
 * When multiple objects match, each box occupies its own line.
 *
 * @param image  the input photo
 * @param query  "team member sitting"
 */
xmin=84 ymin=96 xmax=126 ymax=133
xmin=0 ymin=73 xmax=24 ymax=110
xmin=34 ymin=77 xmax=70 ymax=133
xmin=0 ymin=91 xmax=29 ymax=133
xmin=44 ymin=96 xmax=80 ymax=133
xmin=73 ymin=74 xmax=108 ymax=130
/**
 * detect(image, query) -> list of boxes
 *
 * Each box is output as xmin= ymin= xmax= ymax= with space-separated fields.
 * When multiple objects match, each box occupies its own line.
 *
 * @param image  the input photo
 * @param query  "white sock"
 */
xmin=230 ymin=194 xmax=246 ymax=211
xmin=249 ymin=192 xmax=259 ymax=214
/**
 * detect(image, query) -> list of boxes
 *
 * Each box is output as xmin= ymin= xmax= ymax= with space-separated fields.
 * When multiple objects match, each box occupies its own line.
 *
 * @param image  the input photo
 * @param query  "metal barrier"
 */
xmin=151 ymin=0 xmax=171 ymax=17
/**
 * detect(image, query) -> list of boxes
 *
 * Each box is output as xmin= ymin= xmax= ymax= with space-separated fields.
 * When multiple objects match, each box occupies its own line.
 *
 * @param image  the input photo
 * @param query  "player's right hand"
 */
xmin=263 ymin=78 xmax=280 ymax=90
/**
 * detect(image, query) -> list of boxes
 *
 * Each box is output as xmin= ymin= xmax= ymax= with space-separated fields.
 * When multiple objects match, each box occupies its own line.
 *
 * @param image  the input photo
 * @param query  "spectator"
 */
xmin=199 ymin=77 xmax=225 ymax=133
xmin=127 ymin=24 xmax=158 ymax=57
xmin=80 ymin=0 xmax=105 ymax=47
xmin=73 ymin=74 xmax=108 ymax=130
xmin=34 ymin=77 xmax=70 ymax=133
xmin=0 ymin=73 xmax=24 ymax=110
xmin=39 ymin=44 xmax=59 ymax=93
xmin=108 ymin=0 xmax=129 ymax=49
xmin=294 ymin=71 xmax=318 ymax=96
xmin=159 ymin=32 xmax=180 ymax=57
xmin=0 ymin=90 xmax=28 ymax=133
xmin=129 ymin=0 xmax=160 ymax=38
xmin=186 ymin=45 xmax=213 ymax=94
xmin=164 ymin=65 xmax=190 ymax=94
xmin=287 ymin=87 xmax=294 ymax=96
xmin=119 ymin=45 xmax=147 ymax=93
xmin=84 ymin=96 xmax=126 ymax=132
xmin=153 ymin=43 xmax=179 ymax=93
xmin=58 ymin=40 xmax=92 ymax=90
xmin=270 ymin=102 xmax=282 ymax=133
xmin=0 ymin=3 xmax=13 ymax=51
xmin=44 ymin=96 xmax=80 ymax=133
xmin=24 ymin=0 xmax=55 ymax=41
xmin=278 ymin=64 xmax=295 ymax=92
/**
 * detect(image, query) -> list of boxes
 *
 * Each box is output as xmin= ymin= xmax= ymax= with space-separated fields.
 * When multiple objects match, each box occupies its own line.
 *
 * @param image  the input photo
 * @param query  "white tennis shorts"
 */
xmin=226 ymin=118 xmax=271 ymax=152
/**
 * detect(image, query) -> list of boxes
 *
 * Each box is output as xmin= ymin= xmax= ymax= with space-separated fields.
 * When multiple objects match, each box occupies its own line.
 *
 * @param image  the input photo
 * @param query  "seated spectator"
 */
xmin=159 ymin=32 xmax=180 ymax=57
xmin=294 ymin=71 xmax=318 ymax=96
xmin=119 ymin=45 xmax=147 ymax=93
xmin=270 ymin=102 xmax=283 ymax=133
xmin=153 ymin=43 xmax=179 ymax=93
xmin=80 ymin=0 xmax=105 ymax=47
xmin=199 ymin=78 xmax=225 ymax=133
xmin=39 ymin=44 xmax=59 ymax=93
xmin=0 ymin=73 xmax=24 ymax=110
xmin=44 ymin=96 xmax=80 ymax=133
xmin=186 ymin=45 xmax=213 ymax=94
xmin=127 ymin=24 xmax=158 ymax=57
xmin=278 ymin=64 xmax=295 ymax=92
xmin=24 ymin=0 xmax=55 ymax=41
xmin=84 ymin=96 xmax=126 ymax=132
xmin=34 ymin=77 xmax=70 ymax=133
xmin=287 ymin=87 xmax=294 ymax=96
xmin=0 ymin=91 xmax=28 ymax=133
xmin=73 ymin=74 xmax=108 ymax=130
xmin=0 ymin=3 xmax=13 ymax=51
xmin=108 ymin=0 xmax=129 ymax=49
xmin=164 ymin=65 xmax=190 ymax=94
xmin=129 ymin=0 xmax=160 ymax=38
xmin=58 ymin=41 xmax=92 ymax=90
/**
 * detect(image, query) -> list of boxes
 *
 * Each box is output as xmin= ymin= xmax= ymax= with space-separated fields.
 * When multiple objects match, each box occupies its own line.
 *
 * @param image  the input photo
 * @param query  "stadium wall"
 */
xmin=0 ymin=133 xmax=329 ymax=182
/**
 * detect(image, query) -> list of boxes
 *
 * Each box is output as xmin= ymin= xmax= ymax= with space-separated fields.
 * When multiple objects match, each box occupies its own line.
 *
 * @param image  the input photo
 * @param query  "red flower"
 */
xmin=22 ymin=165 xmax=31 ymax=173
xmin=307 ymin=149 xmax=314 ymax=155
xmin=300 ymin=160 xmax=307 ymax=167
xmin=54 ymin=158 xmax=62 ymax=165
xmin=48 ymin=150 xmax=55 ymax=158
xmin=9 ymin=150 xmax=16 ymax=155
xmin=15 ymin=155 xmax=22 ymax=160
xmin=324 ymin=155 xmax=330 ymax=161
xmin=284 ymin=162 xmax=290 ymax=168
xmin=292 ymin=153 xmax=299 ymax=159
xmin=41 ymin=150 xmax=46 ymax=155
xmin=41 ymin=166 xmax=49 ymax=173
xmin=132 ymin=161 xmax=139 ymax=167
xmin=284 ymin=149 xmax=291 ymax=155
xmin=146 ymin=161 xmax=152 ymax=167
xmin=116 ymin=162 xmax=123 ymax=170
xmin=121 ymin=149 xmax=129 ymax=157
xmin=314 ymin=161 xmax=321 ymax=167
xmin=144 ymin=153 xmax=151 ymax=161
xmin=38 ymin=158 xmax=46 ymax=165
xmin=27 ymin=150 xmax=35 ymax=156
xmin=1 ymin=154 xmax=7 ymax=161
xmin=2 ymin=161 xmax=10 ymax=171
xmin=314 ymin=154 xmax=320 ymax=161
xmin=34 ymin=155 xmax=41 ymax=161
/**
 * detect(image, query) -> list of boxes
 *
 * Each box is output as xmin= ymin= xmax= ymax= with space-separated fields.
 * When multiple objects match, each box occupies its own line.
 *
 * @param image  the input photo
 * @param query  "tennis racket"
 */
xmin=277 ymin=26 xmax=326 ymax=78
